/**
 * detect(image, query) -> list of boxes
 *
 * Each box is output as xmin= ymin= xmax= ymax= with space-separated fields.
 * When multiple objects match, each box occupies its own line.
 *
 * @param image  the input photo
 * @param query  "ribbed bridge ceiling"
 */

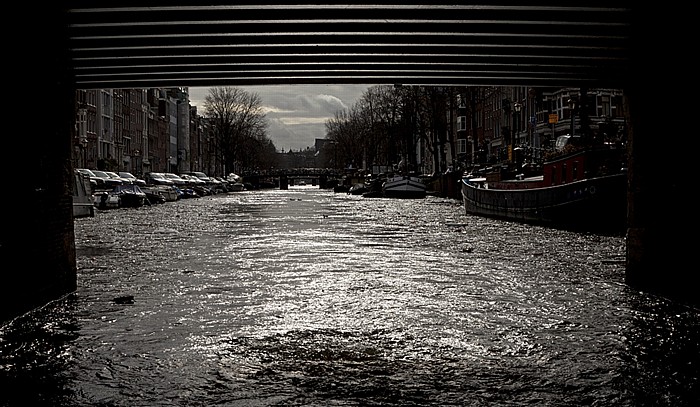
xmin=65 ymin=2 xmax=633 ymax=89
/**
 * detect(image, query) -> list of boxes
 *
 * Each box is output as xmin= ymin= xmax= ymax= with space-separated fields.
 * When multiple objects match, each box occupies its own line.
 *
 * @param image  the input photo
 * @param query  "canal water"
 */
xmin=1 ymin=186 xmax=698 ymax=406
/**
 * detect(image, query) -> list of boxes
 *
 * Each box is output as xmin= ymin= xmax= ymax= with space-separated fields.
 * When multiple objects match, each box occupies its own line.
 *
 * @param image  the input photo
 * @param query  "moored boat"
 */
xmin=73 ymin=170 xmax=95 ymax=218
xmin=142 ymin=185 xmax=179 ymax=202
xmin=111 ymin=184 xmax=148 ymax=208
xmin=461 ymin=144 xmax=627 ymax=234
xmin=348 ymin=183 xmax=367 ymax=195
xmin=94 ymin=191 xmax=121 ymax=209
xmin=225 ymin=173 xmax=246 ymax=192
xmin=382 ymin=174 xmax=427 ymax=199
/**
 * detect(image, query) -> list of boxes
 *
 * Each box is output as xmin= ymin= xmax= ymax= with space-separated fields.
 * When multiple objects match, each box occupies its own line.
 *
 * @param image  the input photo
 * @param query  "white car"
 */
xmin=90 ymin=169 xmax=123 ymax=188
xmin=118 ymin=171 xmax=147 ymax=187
xmin=180 ymin=174 xmax=207 ymax=186
xmin=105 ymin=171 xmax=132 ymax=185
xmin=163 ymin=173 xmax=188 ymax=186
xmin=76 ymin=168 xmax=104 ymax=188
xmin=144 ymin=172 xmax=175 ymax=186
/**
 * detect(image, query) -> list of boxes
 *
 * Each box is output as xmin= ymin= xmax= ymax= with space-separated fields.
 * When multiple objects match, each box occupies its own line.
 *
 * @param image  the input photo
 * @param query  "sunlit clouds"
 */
xmin=189 ymin=84 xmax=369 ymax=151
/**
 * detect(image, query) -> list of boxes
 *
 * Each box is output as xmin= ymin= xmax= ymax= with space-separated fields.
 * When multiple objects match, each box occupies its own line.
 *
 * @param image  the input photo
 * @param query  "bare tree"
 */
xmin=324 ymin=85 xmax=465 ymax=176
xmin=363 ymin=86 xmax=399 ymax=170
xmin=203 ymin=87 xmax=269 ymax=175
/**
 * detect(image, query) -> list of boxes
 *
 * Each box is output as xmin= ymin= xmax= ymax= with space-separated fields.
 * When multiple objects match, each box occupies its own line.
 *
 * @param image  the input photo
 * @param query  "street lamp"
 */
xmin=513 ymin=102 xmax=522 ymax=146
xmin=568 ymin=98 xmax=577 ymax=137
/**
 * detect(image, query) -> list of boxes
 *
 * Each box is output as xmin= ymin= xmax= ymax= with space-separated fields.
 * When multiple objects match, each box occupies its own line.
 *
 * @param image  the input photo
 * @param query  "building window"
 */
xmin=457 ymin=139 xmax=467 ymax=154
xmin=457 ymin=116 xmax=467 ymax=131
xmin=601 ymin=95 xmax=611 ymax=117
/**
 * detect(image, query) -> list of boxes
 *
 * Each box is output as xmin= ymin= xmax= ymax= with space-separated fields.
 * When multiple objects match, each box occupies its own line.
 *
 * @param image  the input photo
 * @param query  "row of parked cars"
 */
xmin=76 ymin=168 xmax=246 ymax=195
xmin=76 ymin=168 xmax=141 ymax=190
xmin=75 ymin=168 xmax=249 ymax=212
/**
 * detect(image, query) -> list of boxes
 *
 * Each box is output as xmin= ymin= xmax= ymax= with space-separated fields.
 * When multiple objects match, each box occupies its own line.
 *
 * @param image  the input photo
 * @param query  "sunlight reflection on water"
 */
xmin=1 ymin=187 xmax=698 ymax=406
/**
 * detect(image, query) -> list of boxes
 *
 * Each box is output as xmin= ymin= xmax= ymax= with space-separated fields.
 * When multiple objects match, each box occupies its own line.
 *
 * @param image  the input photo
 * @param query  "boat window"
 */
xmin=551 ymin=166 xmax=557 ymax=184
xmin=573 ymin=161 xmax=578 ymax=181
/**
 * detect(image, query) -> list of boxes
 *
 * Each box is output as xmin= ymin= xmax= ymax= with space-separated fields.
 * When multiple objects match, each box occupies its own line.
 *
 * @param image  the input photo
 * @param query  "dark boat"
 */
xmin=111 ymin=184 xmax=147 ymax=208
xmin=382 ymin=174 xmax=427 ymax=199
xmin=143 ymin=188 xmax=166 ymax=205
xmin=348 ymin=183 xmax=367 ymax=195
xmin=461 ymin=143 xmax=627 ymax=234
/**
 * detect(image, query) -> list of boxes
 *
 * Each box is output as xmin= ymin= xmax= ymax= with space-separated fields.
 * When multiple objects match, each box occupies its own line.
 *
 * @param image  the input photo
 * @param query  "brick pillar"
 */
xmin=1 ymin=5 xmax=78 ymax=323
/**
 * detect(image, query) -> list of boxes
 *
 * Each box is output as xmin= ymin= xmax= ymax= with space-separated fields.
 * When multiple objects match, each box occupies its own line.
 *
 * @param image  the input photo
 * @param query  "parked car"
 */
xmin=118 ymin=171 xmax=147 ymax=187
xmin=105 ymin=171 xmax=131 ymax=185
xmin=144 ymin=172 xmax=175 ymax=186
xmin=76 ymin=168 xmax=104 ymax=189
xmin=207 ymin=176 xmax=226 ymax=193
xmin=91 ymin=169 xmax=123 ymax=189
xmin=180 ymin=174 xmax=207 ymax=187
xmin=181 ymin=171 xmax=225 ymax=193
xmin=182 ymin=171 xmax=212 ymax=184
xmin=163 ymin=172 xmax=188 ymax=186
xmin=214 ymin=176 xmax=231 ymax=191
xmin=179 ymin=174 xmax=212 ymax=195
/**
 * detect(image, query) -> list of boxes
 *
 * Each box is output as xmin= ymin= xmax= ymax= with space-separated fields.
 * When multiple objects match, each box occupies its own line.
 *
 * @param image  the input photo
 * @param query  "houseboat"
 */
xmin=461 ymin=140 xmax=627 ymax=234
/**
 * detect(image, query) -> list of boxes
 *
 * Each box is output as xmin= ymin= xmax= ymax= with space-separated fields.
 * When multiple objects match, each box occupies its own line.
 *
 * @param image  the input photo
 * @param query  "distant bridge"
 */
xmin=240 ymin=168 xmax=345 ymax=178
xmin=240 ymin=168 xmax=346 ymax=189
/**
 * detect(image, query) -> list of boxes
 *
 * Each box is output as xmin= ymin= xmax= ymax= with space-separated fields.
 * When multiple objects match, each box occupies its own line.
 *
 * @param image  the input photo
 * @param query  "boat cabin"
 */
xmin=542 ymin=145 xmax=625 ymax=186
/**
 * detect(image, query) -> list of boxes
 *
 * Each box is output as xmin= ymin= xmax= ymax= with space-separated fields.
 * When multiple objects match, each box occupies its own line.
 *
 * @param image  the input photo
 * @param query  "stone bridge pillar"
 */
xmin=2 ymin=13 xmax=78 ymax=322
xmin=624 ymin=88 xmax=694 ymax=306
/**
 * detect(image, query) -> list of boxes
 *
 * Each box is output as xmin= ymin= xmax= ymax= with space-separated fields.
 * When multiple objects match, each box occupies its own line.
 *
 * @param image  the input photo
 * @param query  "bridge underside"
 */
xmin=64 ymin=2 xmax=632 ymax=89
xmin=4 ymin=3 xmax=695 ymax=323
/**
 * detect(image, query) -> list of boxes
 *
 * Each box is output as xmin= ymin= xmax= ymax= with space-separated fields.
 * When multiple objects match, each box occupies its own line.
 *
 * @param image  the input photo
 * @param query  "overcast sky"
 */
xmin=188 ymin=84 xmax=371 ymax=152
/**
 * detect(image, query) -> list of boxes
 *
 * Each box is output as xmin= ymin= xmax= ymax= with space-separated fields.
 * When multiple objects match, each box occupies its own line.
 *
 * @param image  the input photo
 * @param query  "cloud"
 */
xmin=317 ymin=94 xmax=350 ymax=112
xmin=278 ymin=116 xmax=328 ymax=125
xmin=188 ymin=84 xmax=369 ymax=151
xmin=261 ymin=105 xmax=295 ymax=114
